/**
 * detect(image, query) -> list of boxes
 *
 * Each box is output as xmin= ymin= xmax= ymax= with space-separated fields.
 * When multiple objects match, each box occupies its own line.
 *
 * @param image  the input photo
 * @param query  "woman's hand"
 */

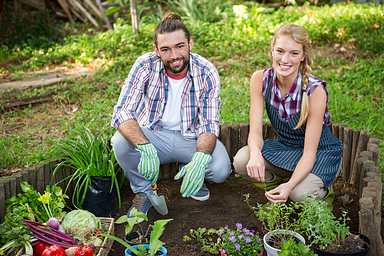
xmin=246 ymin=154 xmax=266 ymax=181
xmin=265 ymin=182 xmax=293 ymax=203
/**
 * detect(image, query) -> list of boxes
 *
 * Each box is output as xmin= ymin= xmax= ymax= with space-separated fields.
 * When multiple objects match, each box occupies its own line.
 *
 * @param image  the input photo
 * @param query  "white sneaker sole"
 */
xmin=191 ymin=191 xmax=210 ymax=201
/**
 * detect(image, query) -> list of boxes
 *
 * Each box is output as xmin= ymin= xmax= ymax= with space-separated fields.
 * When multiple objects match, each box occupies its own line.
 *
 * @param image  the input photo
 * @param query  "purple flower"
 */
xmin=235 ymin=243 xmax=241 ymax=251
xmin=229 ymin=234 xmax=236 ymax=242
xmin=245 ymin=237 xmax=252 ymax=244
xmin=243 ymin=228 xmax=252 ymax=236
xmin=235 ymin=223 xmax=243 ymax=230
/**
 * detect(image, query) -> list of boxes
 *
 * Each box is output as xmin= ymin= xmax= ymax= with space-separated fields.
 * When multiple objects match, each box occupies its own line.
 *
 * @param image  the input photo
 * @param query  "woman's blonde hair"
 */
xmin=271 ymin=24 xmax=312 ymax=129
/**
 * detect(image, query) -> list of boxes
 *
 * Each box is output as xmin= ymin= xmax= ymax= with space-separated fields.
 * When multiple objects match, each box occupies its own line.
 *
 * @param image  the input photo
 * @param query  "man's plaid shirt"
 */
xmin=111 ymin=52 xmax=221 ymax=138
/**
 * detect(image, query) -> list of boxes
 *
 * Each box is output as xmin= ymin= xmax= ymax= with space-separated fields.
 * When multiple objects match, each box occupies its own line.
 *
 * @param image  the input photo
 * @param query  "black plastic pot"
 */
xmin=312 ymin=234 xmax=370 ymax=256
xmin=82 ymin=176 xmax=117 ymax=217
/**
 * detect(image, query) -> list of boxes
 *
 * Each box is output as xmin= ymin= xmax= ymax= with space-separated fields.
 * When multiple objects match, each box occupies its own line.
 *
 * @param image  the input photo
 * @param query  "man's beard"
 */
xmin=164 ymin=55 xmax=189 ymax=74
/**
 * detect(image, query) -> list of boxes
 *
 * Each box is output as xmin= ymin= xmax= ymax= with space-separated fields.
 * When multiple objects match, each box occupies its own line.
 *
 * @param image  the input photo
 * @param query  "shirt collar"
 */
xmin=272 ymin=70 xmax=302 ymax=100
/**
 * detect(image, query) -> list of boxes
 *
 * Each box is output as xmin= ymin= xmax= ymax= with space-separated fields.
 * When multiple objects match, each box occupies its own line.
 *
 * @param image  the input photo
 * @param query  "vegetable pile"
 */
xmin=0 ymin=182 xmax=104 ymax=256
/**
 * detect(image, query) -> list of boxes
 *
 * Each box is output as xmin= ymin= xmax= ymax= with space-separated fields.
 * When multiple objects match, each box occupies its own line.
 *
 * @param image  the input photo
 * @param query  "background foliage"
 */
xmin=0 ymin=1 xmax=383 ymax=172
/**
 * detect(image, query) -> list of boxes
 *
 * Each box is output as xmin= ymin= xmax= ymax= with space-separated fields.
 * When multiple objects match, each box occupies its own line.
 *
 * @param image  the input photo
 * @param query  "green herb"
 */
xmin=183 ymin=227 xmax=222 ymax=254
xmin=53 ymin=128 xmax=121 ymax=208
xmin=278 ymin=239 xmax=315 ymax=256
xmin=296 ymin=198 xmax=349 ymax=250
xmin=103 ymin=208 xmax=172 ymax=256
xmin=244 ymin=194 xmax=300 ymax=231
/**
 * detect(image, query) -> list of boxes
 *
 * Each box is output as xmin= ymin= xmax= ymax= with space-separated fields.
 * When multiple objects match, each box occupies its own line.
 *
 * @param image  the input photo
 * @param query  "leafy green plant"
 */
xmin=0 ymin=182 xmax=67 ymax=255
xmin=53 ymin=128 xmax=121 ymax=208
xmin=278 ymin=239 xmax=315 ymax=256
xmin=296 ymin=198 xmax=349 ymax=250
xmin=183 ymin=227 xmax=221 ymax=254
xmin=244 ymin=194 xmax=300 ymax=231
xmin=104 ymin=208 xmax=172 ymax=256
xmin=171 ymin=0 xmax=229 ymax=23
xmin=184 ymin=224 xmax=262 ymax=256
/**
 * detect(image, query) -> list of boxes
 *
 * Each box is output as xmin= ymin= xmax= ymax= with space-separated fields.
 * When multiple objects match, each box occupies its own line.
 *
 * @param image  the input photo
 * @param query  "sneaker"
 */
xmin=191 ymin=183 xmax=210 ymax=201
xmin=253 ymin=173 xmax=285 ymax=191
xmin=127 ymin=192 xmax=152 ymax=217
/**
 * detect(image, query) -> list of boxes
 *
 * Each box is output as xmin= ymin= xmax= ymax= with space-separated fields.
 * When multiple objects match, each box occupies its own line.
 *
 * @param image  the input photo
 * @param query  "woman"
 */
xmin=233 ymin=24 xmax=342 ymax=203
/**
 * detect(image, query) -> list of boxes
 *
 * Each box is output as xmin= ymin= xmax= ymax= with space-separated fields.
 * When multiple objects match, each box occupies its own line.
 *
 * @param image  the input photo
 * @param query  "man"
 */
xmin=111 ymin=13 xmax=231 ymax=216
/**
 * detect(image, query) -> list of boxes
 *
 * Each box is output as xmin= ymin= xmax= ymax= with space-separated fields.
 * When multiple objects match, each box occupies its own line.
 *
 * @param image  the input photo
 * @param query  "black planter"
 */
xmin=312 ymin=234 xmax=370 ymax=256
xmin=82 ymin=176 xmax=117 ymax=217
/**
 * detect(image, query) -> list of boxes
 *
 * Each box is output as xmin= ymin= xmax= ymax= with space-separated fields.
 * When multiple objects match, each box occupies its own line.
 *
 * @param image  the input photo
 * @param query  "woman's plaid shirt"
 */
xmin=262 ymin=68 xmax=331 ymax=125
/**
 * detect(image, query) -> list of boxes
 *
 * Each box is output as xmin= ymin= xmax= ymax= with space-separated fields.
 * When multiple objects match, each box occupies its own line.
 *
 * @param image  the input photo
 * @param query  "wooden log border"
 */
xmin=0 ymin=124 xmax=382 ymax=253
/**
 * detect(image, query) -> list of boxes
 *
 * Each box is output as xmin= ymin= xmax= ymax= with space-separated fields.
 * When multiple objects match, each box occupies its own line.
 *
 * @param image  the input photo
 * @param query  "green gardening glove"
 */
xmin=136 ymin=143 xmax=160 ymax=184
xmin=174 ymin=152 xmax=212 ymax=197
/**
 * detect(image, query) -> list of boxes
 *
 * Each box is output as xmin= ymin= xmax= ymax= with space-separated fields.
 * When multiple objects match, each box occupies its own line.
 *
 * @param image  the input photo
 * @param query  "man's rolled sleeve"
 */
xmin=111 ymin=57 xmax=149 ymax=129
xmin=198 ymin=67 xmax=221 ymax=137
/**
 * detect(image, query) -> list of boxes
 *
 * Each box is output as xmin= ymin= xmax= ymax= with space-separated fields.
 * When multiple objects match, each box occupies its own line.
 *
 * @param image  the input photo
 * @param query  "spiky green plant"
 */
xmin=53 ymin=128 xmax=121 ymax=208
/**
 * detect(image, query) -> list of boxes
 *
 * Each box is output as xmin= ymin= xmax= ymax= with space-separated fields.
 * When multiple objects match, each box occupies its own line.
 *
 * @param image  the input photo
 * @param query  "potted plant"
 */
xmin=53 ymin=128 xmax=121 ymax=216
xmin=244 ymin=194 xmax=305 ymax=256
xmin=296 ymin=198 xmax=370 ymax=256
xmin=278 ymin=239 xmax=315 ymax=256
xmin=104 ymin=208 xmax=172 ymax=256
xmin=183 ymin=223 xmax=263 ymax=256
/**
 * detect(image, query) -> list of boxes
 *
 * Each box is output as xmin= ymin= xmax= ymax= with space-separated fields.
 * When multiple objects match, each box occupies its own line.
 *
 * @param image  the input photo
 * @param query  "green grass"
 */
xmin=0 ymin=3 xmax=383 ymax=172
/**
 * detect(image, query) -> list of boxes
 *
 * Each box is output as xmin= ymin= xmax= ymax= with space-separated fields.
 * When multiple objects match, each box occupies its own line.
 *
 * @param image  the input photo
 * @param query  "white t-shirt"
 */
xmin=161 ymin=76 xmax=186 ymax=130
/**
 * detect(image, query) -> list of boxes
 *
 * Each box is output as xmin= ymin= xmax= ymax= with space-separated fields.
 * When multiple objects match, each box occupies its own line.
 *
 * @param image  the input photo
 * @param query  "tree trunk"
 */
xmin=130 ymin=0 xmax=139 ymax=34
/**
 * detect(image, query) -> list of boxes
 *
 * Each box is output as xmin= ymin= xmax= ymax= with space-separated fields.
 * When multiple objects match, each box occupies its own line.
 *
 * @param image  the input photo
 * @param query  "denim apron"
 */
xmin=261 ymin=74 xmax=342 ymax=187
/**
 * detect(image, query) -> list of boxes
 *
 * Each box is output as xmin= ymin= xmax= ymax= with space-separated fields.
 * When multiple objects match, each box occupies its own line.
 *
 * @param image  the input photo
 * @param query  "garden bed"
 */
xmin=108 ymin=175 xmax=364 ymax=256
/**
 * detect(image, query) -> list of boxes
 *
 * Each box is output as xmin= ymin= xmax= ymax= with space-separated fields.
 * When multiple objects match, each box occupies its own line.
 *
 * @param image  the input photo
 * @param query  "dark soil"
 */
xmin=107 ymin=174 xmax=364 ymax=256
xmin=108 ymin=175 xmax=267 ymax=256
xmin=266 ymin=232 xmax=302 ymax=250
xmin=313 ymin=233 xmax=369 ymax=255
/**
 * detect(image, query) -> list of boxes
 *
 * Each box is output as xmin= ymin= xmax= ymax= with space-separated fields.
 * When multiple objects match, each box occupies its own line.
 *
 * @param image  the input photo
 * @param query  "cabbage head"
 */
xmin=61 ymin=210 xmax=100 ymax=240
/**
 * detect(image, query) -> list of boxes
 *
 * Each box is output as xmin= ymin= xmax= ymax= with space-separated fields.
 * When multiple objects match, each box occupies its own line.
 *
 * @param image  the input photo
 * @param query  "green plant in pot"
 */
xmin=244 ymin=194 xmax=305 ymax=256
xmin=296 ymin=197 xmax=369 ymax=256
xmin=278 ymin=239 xmax=315 ymax=256
xmin=53 ymin=128 xmax=121 ymax=216
xmin=104 ymin=208 xmax=172 ymax=256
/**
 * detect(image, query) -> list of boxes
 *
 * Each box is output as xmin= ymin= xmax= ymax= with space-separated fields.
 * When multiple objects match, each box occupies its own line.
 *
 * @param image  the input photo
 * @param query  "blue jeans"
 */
xmin=111 ymin=128 xmax=232 ymax=195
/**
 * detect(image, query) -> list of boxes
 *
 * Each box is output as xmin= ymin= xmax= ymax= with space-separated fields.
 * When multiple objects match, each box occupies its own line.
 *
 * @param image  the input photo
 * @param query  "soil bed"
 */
xmin=108 ymin=174 xmax=361 ymax=256
xmin=312 ymin=233 xmax=369 ymax=255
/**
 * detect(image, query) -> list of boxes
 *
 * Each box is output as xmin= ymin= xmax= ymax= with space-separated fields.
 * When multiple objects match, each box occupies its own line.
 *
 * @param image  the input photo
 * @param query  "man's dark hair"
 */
xmin=154 ymin=13 xmax=191 ymax=45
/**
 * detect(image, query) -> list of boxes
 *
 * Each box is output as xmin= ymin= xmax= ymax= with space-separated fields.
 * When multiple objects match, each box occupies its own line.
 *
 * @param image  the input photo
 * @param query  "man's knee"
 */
xmin=111 ymin=131 xmax=134 ymax=155
xmin=208 ymin=158 xmax=232 ymax=183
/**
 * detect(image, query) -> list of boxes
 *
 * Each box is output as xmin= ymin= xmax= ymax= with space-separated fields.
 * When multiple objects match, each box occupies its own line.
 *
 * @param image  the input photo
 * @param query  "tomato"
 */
xmin=74 ymin=246 xmax=94 ymax=256
xmin=33 ymin=242 xmax=49 ymax=256
xmin=41 ymin=245 xmax=66 ymax=256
